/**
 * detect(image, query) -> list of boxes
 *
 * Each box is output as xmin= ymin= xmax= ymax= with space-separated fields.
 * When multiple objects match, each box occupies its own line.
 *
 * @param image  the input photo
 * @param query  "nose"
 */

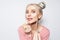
xmin=28 ymin=13 xmax=31 ymax=17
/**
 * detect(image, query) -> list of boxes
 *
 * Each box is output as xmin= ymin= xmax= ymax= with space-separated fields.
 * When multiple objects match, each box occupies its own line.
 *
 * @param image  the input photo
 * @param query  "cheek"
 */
xmin=25 ymin=14 xmax=28 ymax=18
xmin=31 ymin=13 xmax=38 ymax=20
xmin=25 ymin=13 xmax=37 ymax=18
xmin=31 ymin=13 xmax=37 ymax=17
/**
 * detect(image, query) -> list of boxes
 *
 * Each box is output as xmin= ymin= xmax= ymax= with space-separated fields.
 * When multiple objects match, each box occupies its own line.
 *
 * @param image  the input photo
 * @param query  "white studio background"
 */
xmin=0 ymin=0 xmax=60 ymax=40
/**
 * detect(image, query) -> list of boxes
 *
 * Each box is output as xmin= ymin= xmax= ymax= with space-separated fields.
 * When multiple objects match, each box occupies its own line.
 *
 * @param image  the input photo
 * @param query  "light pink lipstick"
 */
xmin=27 ymin=18 xmax=33 ymax=21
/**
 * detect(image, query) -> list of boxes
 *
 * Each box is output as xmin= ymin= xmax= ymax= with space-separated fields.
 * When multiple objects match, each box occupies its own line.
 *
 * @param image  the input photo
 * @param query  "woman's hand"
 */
xmin=23 ymin=23 xmax=32 ymax=33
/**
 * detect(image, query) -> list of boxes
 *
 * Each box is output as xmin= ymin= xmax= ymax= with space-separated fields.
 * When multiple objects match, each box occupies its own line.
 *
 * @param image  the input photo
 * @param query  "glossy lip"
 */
xmin=27 ymin=18 xmax=33 ymax=21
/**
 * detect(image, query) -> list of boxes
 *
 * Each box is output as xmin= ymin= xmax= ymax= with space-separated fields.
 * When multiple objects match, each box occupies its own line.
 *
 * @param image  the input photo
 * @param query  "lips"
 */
xmin=27 ymin=18 xmax=33 ymax=21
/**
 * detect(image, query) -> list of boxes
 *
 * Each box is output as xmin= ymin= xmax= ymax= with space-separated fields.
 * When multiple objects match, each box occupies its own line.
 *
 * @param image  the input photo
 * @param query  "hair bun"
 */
xmin=38 ymin=2 xmax=46 ymax=9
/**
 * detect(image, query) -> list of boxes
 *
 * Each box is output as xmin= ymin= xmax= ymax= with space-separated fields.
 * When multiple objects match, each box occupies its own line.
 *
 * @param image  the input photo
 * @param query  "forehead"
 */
xmin=26 ymin=5 xmax=39 ymax=11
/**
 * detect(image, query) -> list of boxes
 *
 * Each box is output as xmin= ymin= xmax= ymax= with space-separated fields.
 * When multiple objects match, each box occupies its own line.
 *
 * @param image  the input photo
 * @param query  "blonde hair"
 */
xmin=26 ymin=2 xmax=46 ymax=15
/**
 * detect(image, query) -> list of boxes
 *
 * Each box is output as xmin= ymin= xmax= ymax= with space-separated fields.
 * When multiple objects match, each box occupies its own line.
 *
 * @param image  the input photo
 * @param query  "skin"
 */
xmin=25 ymin=5 xmax=41 ymax=24
xmin=25 ymin=5 xmax=43 ymax=33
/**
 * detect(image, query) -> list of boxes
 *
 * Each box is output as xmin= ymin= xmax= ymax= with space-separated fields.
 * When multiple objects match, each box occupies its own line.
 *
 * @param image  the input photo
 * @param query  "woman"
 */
xmin=18 ymin=2 xmax=50 ymax=40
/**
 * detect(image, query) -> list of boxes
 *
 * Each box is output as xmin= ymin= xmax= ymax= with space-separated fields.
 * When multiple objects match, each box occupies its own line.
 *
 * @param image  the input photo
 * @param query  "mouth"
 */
xmin=27 ymin=18 xmax=33 ymax=21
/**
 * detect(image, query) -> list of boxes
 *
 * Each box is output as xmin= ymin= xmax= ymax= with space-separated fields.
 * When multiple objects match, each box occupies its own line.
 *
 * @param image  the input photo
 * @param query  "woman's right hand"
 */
xmin=22 ymin=23 xmax=32 ymax=33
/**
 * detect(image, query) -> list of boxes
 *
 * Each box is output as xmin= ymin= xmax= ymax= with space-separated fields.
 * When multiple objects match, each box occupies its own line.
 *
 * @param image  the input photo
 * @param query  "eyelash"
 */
xmin=32 ymin=10 xmax=35 ymax=13
xmin=26 ymin=10 xmax=35 ymax=14
xmin=26 ymin=11 xmax=29 ymax=14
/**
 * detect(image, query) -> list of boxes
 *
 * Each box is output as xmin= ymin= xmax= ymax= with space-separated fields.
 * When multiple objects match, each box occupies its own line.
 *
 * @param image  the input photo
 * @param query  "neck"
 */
xmin=29 ymin=21 xmax=39 ymax=31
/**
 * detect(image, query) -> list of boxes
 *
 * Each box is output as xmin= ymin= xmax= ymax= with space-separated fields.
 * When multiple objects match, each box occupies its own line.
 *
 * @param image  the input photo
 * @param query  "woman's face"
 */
xmin=25 ymin=5 xmax=41 ymax=24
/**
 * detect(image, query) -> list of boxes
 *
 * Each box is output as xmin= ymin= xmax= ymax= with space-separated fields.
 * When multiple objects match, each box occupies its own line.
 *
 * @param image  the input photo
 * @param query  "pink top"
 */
xmin=18 ymin=26 xmax=50 ymax=40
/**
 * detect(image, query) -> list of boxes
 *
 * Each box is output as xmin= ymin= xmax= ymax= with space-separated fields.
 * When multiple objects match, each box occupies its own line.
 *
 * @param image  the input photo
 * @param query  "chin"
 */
xmin=27 ymin=21 xmax=36 ymax=24
xmin=27 ymin=22 xmax=33 ymax=24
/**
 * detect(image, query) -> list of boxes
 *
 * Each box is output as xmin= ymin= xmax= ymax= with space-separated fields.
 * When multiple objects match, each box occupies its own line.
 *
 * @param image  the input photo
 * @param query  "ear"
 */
xmin=38 ymin=14 xmax=42 ymax=19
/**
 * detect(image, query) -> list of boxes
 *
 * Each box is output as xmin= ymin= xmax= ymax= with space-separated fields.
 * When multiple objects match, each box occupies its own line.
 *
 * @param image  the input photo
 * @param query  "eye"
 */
xmin=32 ymin=10 xmax=35 ymax=13
xmin=26 ymin=10 xmax=29 ymax=14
